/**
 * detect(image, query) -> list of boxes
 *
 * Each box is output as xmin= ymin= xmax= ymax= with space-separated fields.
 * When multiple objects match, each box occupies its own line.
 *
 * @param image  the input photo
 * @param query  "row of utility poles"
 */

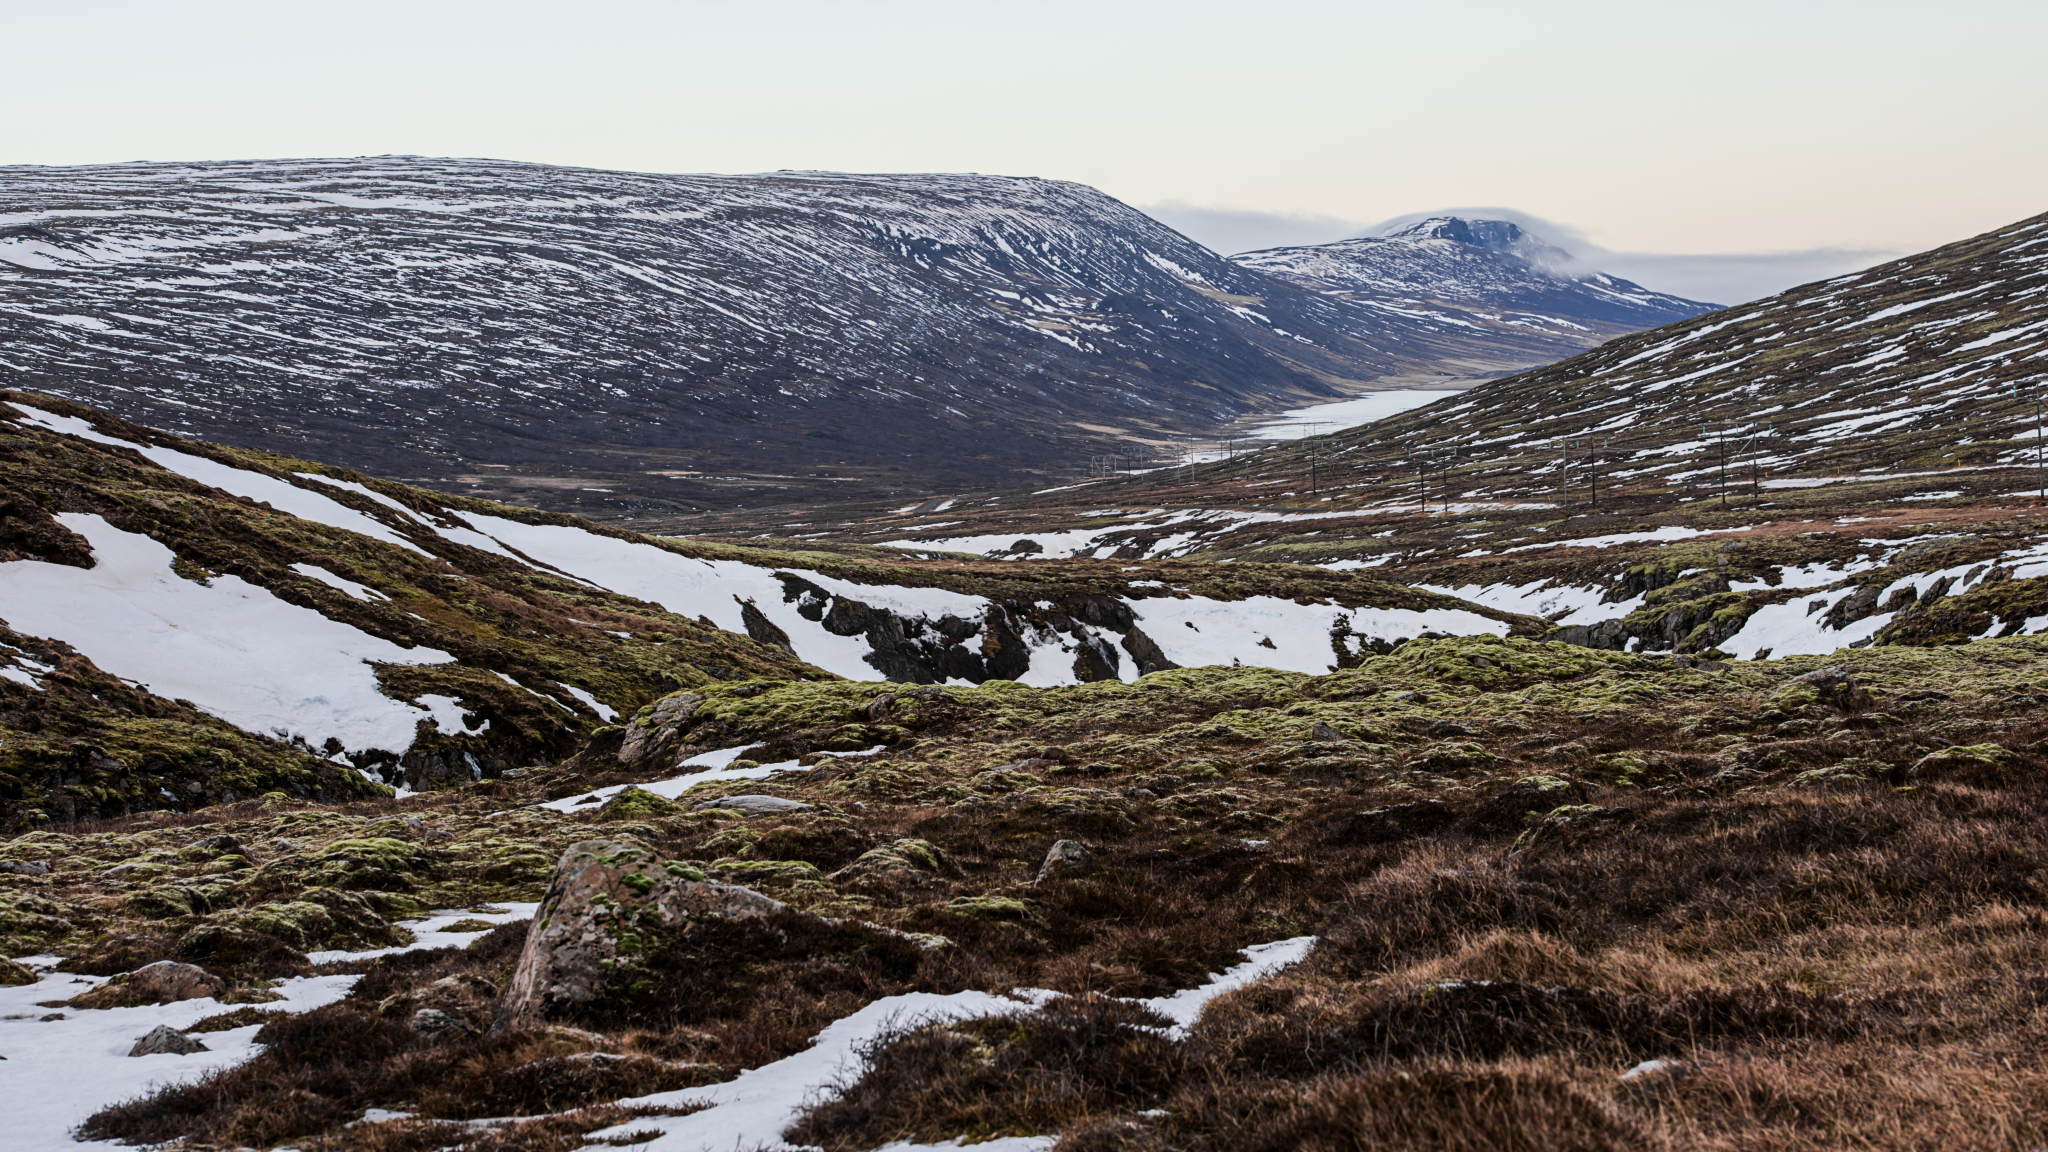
xmin=1396 ymin=422 xmax=1780 ymax=512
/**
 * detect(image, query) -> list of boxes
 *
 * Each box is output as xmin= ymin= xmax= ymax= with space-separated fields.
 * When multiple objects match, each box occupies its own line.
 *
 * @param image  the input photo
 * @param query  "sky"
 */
xmin=6 ymin=0 xmax=2045 ymax=301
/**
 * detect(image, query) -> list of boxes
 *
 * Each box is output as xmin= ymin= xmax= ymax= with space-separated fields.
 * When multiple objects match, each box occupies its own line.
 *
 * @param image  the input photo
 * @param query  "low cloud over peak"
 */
xmin=1142 ymin=201 xmax=1904 ymax=306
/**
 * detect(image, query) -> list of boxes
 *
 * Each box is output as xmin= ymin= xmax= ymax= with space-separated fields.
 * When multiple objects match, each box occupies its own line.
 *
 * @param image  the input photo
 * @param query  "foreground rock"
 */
xmin=490 ymin=840 xmax=785 ymax=1033
xmin=128 ymin=1025 xmax=208 ymax=1056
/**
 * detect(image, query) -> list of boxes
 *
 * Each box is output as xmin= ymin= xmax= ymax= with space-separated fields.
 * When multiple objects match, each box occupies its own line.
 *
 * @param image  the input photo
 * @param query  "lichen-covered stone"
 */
xmin=128 ymin=1024 xmax=208 ymax=1056
xmin=490 ymin=839 xmax=785 ymax=1034
xmin=69 ymin=960 xmax=227 ymax=1009
xmin=1034 ymin=839 xmax=1091 ymax=884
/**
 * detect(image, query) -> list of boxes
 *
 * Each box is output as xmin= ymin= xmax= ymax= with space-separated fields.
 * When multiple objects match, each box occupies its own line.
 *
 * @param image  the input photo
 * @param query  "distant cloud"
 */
xmin=1143 ymin=200 xmax=1906 ymax=306
xmin=1585 ymin=249 xmax=1906 ymax=308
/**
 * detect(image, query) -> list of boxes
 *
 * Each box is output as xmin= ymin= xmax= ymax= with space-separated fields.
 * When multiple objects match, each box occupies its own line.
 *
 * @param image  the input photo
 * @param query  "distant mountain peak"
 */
xmin=1232 ymin=219 xmax=1715 ymax=335
xmin=1377 ymin=215 xmax=1588 ymax=278
xmin=1382 ymin=216 xmax=1526 ymax=250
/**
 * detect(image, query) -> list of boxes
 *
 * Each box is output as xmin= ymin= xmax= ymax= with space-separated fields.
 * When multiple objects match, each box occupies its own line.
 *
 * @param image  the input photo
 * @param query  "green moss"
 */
xmin=597 ymin=787 xmax=682 ymax=820
xmin=320 ymin=837 xmax=425 ymax=872
xmin=942 ymin=895 xmax=1043 ymax=924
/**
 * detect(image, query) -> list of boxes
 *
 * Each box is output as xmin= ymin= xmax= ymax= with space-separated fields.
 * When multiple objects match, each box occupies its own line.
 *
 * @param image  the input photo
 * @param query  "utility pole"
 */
xmin=1589 ymin=439 xmax=1597 ymax=510
xmin=1718 ymin=424 xmax=1728 ymax=508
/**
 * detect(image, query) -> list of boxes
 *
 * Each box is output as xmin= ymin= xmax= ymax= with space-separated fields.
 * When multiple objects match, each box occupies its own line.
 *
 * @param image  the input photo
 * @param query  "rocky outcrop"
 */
xmin=490 ymin=840 xmax=785 ymax=1034
xmin=770 ymin=574 xmax=1183 ymax=686
xmin=739 ymin=599 xmax=795 ymax=654
xmin=617 ymin=693 xmax=705 ymax=764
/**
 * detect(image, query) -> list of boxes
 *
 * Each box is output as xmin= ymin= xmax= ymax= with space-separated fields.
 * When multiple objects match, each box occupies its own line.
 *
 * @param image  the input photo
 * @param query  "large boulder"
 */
xmin=618 ymin=693 xmax=704 ymax=764
xmin=71 ymin=960 xmax=227 ymax=1009
xmin=490 ymin=840 xmax=784 ymax=1034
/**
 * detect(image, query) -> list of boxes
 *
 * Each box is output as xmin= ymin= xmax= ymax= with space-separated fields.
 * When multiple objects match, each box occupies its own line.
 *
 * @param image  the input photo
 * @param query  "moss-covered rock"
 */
xmin=596 ymin=787 xmax=681 ymax=821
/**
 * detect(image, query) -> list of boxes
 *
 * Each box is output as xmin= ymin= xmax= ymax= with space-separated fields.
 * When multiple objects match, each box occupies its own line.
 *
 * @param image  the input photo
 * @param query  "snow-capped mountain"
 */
xmin=0 ymin=157 xmax=1419 ymax=513
xmin=0 ymin=161 xmax=1714 ymax=516
xmin=1232 ymin=216 xmax=1718 ymax=343
xmin=1316 ymin=208 xmax=2048 ymax=492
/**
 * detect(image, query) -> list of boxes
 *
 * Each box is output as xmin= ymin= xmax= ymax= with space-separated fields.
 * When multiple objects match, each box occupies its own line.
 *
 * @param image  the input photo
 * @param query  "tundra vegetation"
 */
xmin=5 ymin=394 xmax=2048 ymax=1149
xmin=8 ymin=634 xmax=2045 ymax=1149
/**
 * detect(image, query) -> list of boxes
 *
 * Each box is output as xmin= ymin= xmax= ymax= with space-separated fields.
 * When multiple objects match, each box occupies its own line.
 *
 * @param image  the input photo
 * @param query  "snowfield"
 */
xmin=0 ymin=513 xmax=455 ymax=754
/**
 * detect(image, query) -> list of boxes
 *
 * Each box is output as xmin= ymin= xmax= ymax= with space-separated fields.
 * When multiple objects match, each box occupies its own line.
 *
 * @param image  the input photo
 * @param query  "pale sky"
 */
xmin=7 ymin=0 xmax=2044 ymax=272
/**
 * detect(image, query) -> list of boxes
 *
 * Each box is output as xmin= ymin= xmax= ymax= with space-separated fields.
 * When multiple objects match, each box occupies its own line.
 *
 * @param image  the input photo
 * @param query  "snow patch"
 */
xmin=0 ymin=514 xmax=453 ymax=755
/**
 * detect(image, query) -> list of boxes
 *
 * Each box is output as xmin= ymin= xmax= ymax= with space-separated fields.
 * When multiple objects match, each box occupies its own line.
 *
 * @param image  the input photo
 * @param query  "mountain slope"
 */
xmin=1 ymin=161 xmax=1706 ymax=518
xmin=0 ymin=158 xmax=1403 ymax=513
xmin=987 ymin=208 xmax=2048 ymax=517
xmin=1299 ymin=209 xmax=2048 ymax=496
xmin=0 ymin=390 xmax=1532 ymax=827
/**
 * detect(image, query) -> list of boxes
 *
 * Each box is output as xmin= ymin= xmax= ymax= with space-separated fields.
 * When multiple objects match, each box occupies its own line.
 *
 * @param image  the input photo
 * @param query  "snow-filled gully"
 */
xmin=2 ymin=923 xmax=1313 ymax=1152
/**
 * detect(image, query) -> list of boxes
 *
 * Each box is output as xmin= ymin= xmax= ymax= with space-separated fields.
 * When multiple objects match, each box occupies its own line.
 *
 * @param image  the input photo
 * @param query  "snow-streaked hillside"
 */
xmin=1314 ymin=211 xmax=2048 ymax=495
xmin=0 ymin=158 xmax=1386 ymax=509
xmin=0 ymin=161 xmax=1704 ymax=515
xmin=0 ymin=393 xmax=1524 ymax=809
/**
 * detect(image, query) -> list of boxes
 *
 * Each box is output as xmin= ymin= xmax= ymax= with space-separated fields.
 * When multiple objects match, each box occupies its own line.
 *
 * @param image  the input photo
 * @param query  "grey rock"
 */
xmin=129 ymin=1024 xmax=208 ymax=1056
xmin=618 ymin=693 xmax=704 ymax=763
xmin=1776 ymin=665 xmax=1870 ymax=711
xmin=691 ymin=794 xmax=812 ymax=815
xmin=1310 ymin=720 xmax=1347 ymax=743
xmin=0 ymin=860 xmax=50 ymax=876
xmin=423 ymin=829 xmax=456 ymax=843
xmin=1035 ymin=839 xmax=1091 ymax=884
xmin=491 ymin=840 xmax=785 ymax=1034
xmin=410 ymin=1008 xmax=470 ymax=1039
xmin=72 ymin=960 xmax=229 ymax=1009
xmin=128 ymin=960 xmax=228 ymax=1004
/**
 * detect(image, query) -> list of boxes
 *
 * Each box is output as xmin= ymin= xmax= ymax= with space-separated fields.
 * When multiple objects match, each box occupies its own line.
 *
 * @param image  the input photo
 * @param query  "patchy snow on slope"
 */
xmin=1420 ymin=580 xmax=1641 ymax=626
xmin=2 ymin=903 xmax=537 ymax=1152
xmin=533 ymin=741 xmax=804 ymax=813
xmin=0 ymin=965 xmax=361 ymax=1152
xmin=559 ymin=684 xmax=619 ymax=722
xmin=1719 ymin=592 xmax=1893 ymax=661
xmin=289 ymin=562 xmax=387 ymax=601
xmin=1132 ymin=595 xmax=1505 ymax=674
xmin=1138 ymin=935 xmax=1317 ymax=1039
xmin=445 ymin=511 xmax=989 ymax=682
xmin=1504 ymin=524 xmax=1753 ymax=552
xmin=412 ymin=694 xmax=485 ymax=737
xmin=9 ymin=403 xmax=432 ymax=556
xmin=305 ymin=902 xmax=539 ymax=964
xmin=0 ymin=514 xmax=453 ymax=754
